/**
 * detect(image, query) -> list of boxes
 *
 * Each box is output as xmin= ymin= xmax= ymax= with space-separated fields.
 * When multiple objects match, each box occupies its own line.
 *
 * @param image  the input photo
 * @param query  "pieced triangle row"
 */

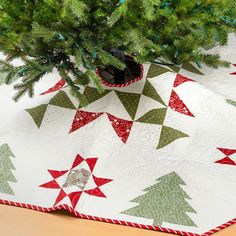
xmin=26 ymin=66 xmax=195 ymax=149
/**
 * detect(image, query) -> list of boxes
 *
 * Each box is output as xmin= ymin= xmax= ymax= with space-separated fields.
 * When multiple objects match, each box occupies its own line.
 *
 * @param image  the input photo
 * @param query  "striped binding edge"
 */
xmin=96 ymin=64 xmax=144 ymax=88
xmin=1 ymin=199 xmax=235 ymax=236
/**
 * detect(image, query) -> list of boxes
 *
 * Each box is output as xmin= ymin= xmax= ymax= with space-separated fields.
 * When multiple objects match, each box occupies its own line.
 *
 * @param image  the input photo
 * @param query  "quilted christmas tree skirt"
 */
xmin=1 ymin=35 xmax=236 ymax=236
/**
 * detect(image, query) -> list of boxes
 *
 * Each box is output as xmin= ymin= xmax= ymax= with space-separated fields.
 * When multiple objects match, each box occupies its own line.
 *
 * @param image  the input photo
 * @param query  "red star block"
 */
xmin=40 ymin=154 xmax=113 ymax=209
xmin=69 ymin=110 xmax=103 ymax=133
xmin=230 ymin=64 xmax=236 ymax=75
xmin=215 ymin=147 xmax=236 ymax=166
xmin=40 ymin=79 xmax=66 ymax=95
xmin=107 ymin=113 xmax=133 ymax=143
xmin=168 ymin=90 xmax=195 ymax=117
xmin=174 ymin=74 xmax=194 ymax=88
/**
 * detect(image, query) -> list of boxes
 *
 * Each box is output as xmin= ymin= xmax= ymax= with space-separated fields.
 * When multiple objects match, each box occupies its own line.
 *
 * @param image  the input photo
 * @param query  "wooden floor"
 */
xmin=0 ymin=204 xmax=235 ymax=236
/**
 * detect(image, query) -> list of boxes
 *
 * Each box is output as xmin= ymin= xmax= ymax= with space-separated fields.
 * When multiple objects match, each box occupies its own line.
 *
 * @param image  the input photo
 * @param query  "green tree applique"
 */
xmin=121 ymin=171 xmax=197 ymax=227
xmin=0 ymin=144 xmax=17 ymax=195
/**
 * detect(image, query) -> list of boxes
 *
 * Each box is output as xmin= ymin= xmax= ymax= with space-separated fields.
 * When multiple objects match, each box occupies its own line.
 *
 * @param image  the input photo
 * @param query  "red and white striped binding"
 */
xmin=202 ymin=219 xmax=236 ymax=235
xmin=1 ymin=199 xmax=235 ymax=236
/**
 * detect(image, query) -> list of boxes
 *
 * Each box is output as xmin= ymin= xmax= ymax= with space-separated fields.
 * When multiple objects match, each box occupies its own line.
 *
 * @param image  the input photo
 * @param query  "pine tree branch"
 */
xmin=0 ymin=60 xmax=19 ymax=85
xmin=108 ymin=1 xmax=128 ymax=26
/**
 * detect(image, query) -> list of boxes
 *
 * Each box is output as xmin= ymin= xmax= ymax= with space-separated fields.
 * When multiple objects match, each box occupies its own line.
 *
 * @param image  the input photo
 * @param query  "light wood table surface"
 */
xmin=0 ymin=204 xmax=235 ymax=236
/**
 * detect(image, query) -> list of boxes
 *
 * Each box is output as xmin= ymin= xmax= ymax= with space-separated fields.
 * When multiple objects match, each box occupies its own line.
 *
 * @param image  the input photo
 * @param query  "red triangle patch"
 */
xmin=68 ymin=191 xmax=83 ymax=209
xmin=107 ymin=113 xmax=133 ymax=143
xmin=40 ymin=79 xmax=65 ymax=95
xmin=39 ymin=179 xmax=61 ymax=189
xmin=71 ymin=154 xmax=84 ymax=169
xmin=86 ymin=158 xmax=98 ymax=172
xmin=84 ymin=187 xmax=106 ymax=198
xmin=53 ymin=189 xmax=67 ymax=207
xmin=230 ymin=64 xmax=236 ymax=75
xmin=48 ymin=170 xmax=69 ymax=179
xmin=69 ymin=110 xmax=103 ymax=133
xmin=169 ymin=90 xmax=195 ymax=117
xmin=217 ymin=148 xmax=236 ymax=156
xmin=174 ymin=74 xmax=194 ymax=88
xmin=93 ymin=175 xmax=113 ymax=187
xmin=215 ymin=157 xmax=236 ymax=166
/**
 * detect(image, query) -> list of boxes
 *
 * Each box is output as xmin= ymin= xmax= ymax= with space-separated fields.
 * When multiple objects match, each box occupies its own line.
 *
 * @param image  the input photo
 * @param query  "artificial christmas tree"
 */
xmin=0 ymin=0 xmax=235 ymax=104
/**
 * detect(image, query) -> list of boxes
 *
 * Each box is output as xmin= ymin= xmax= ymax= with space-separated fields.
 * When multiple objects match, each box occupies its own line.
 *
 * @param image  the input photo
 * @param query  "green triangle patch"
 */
xmin=182 ymin=62 xmax=204 ymax=75
xmin=79 ymin=86 xmax=112 ymax=108
xmin=136 ymin=108 xmax=167 ymax=125
xmin=49 ymin=91 xmax=76 ymax=109
xmin=26 ymin=104 xmax=48 ymax=128
xmin=157 ymin=126 xmax=189 ymax=149
xmin=115 ymin=91 xmax=141 ymax=120
xmin=147 ymin=64 xmax=171 ymax=78
xmin=168 ymin=65 xmax=181 ymax=73
xmin=142 ymin=80 xmax=166 ymax=106
xmin=226 ymin=99 xmax=236 ymax=107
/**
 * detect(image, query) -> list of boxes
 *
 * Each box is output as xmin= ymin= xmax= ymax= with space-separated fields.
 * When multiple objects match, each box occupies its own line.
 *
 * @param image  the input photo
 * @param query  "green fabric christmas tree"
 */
xmin=121 ymin=171 xmax=196 ymax=227
xmin=0 ymin=0 xmax=235 ymax=103
xmin=0 ymin=144 xmax=17 ymax=195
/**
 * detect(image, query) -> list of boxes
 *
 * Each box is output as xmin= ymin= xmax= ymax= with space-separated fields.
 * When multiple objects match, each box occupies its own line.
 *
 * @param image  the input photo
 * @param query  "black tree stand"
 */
xmin=99 ymin=50 xmax=142 ymax=85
